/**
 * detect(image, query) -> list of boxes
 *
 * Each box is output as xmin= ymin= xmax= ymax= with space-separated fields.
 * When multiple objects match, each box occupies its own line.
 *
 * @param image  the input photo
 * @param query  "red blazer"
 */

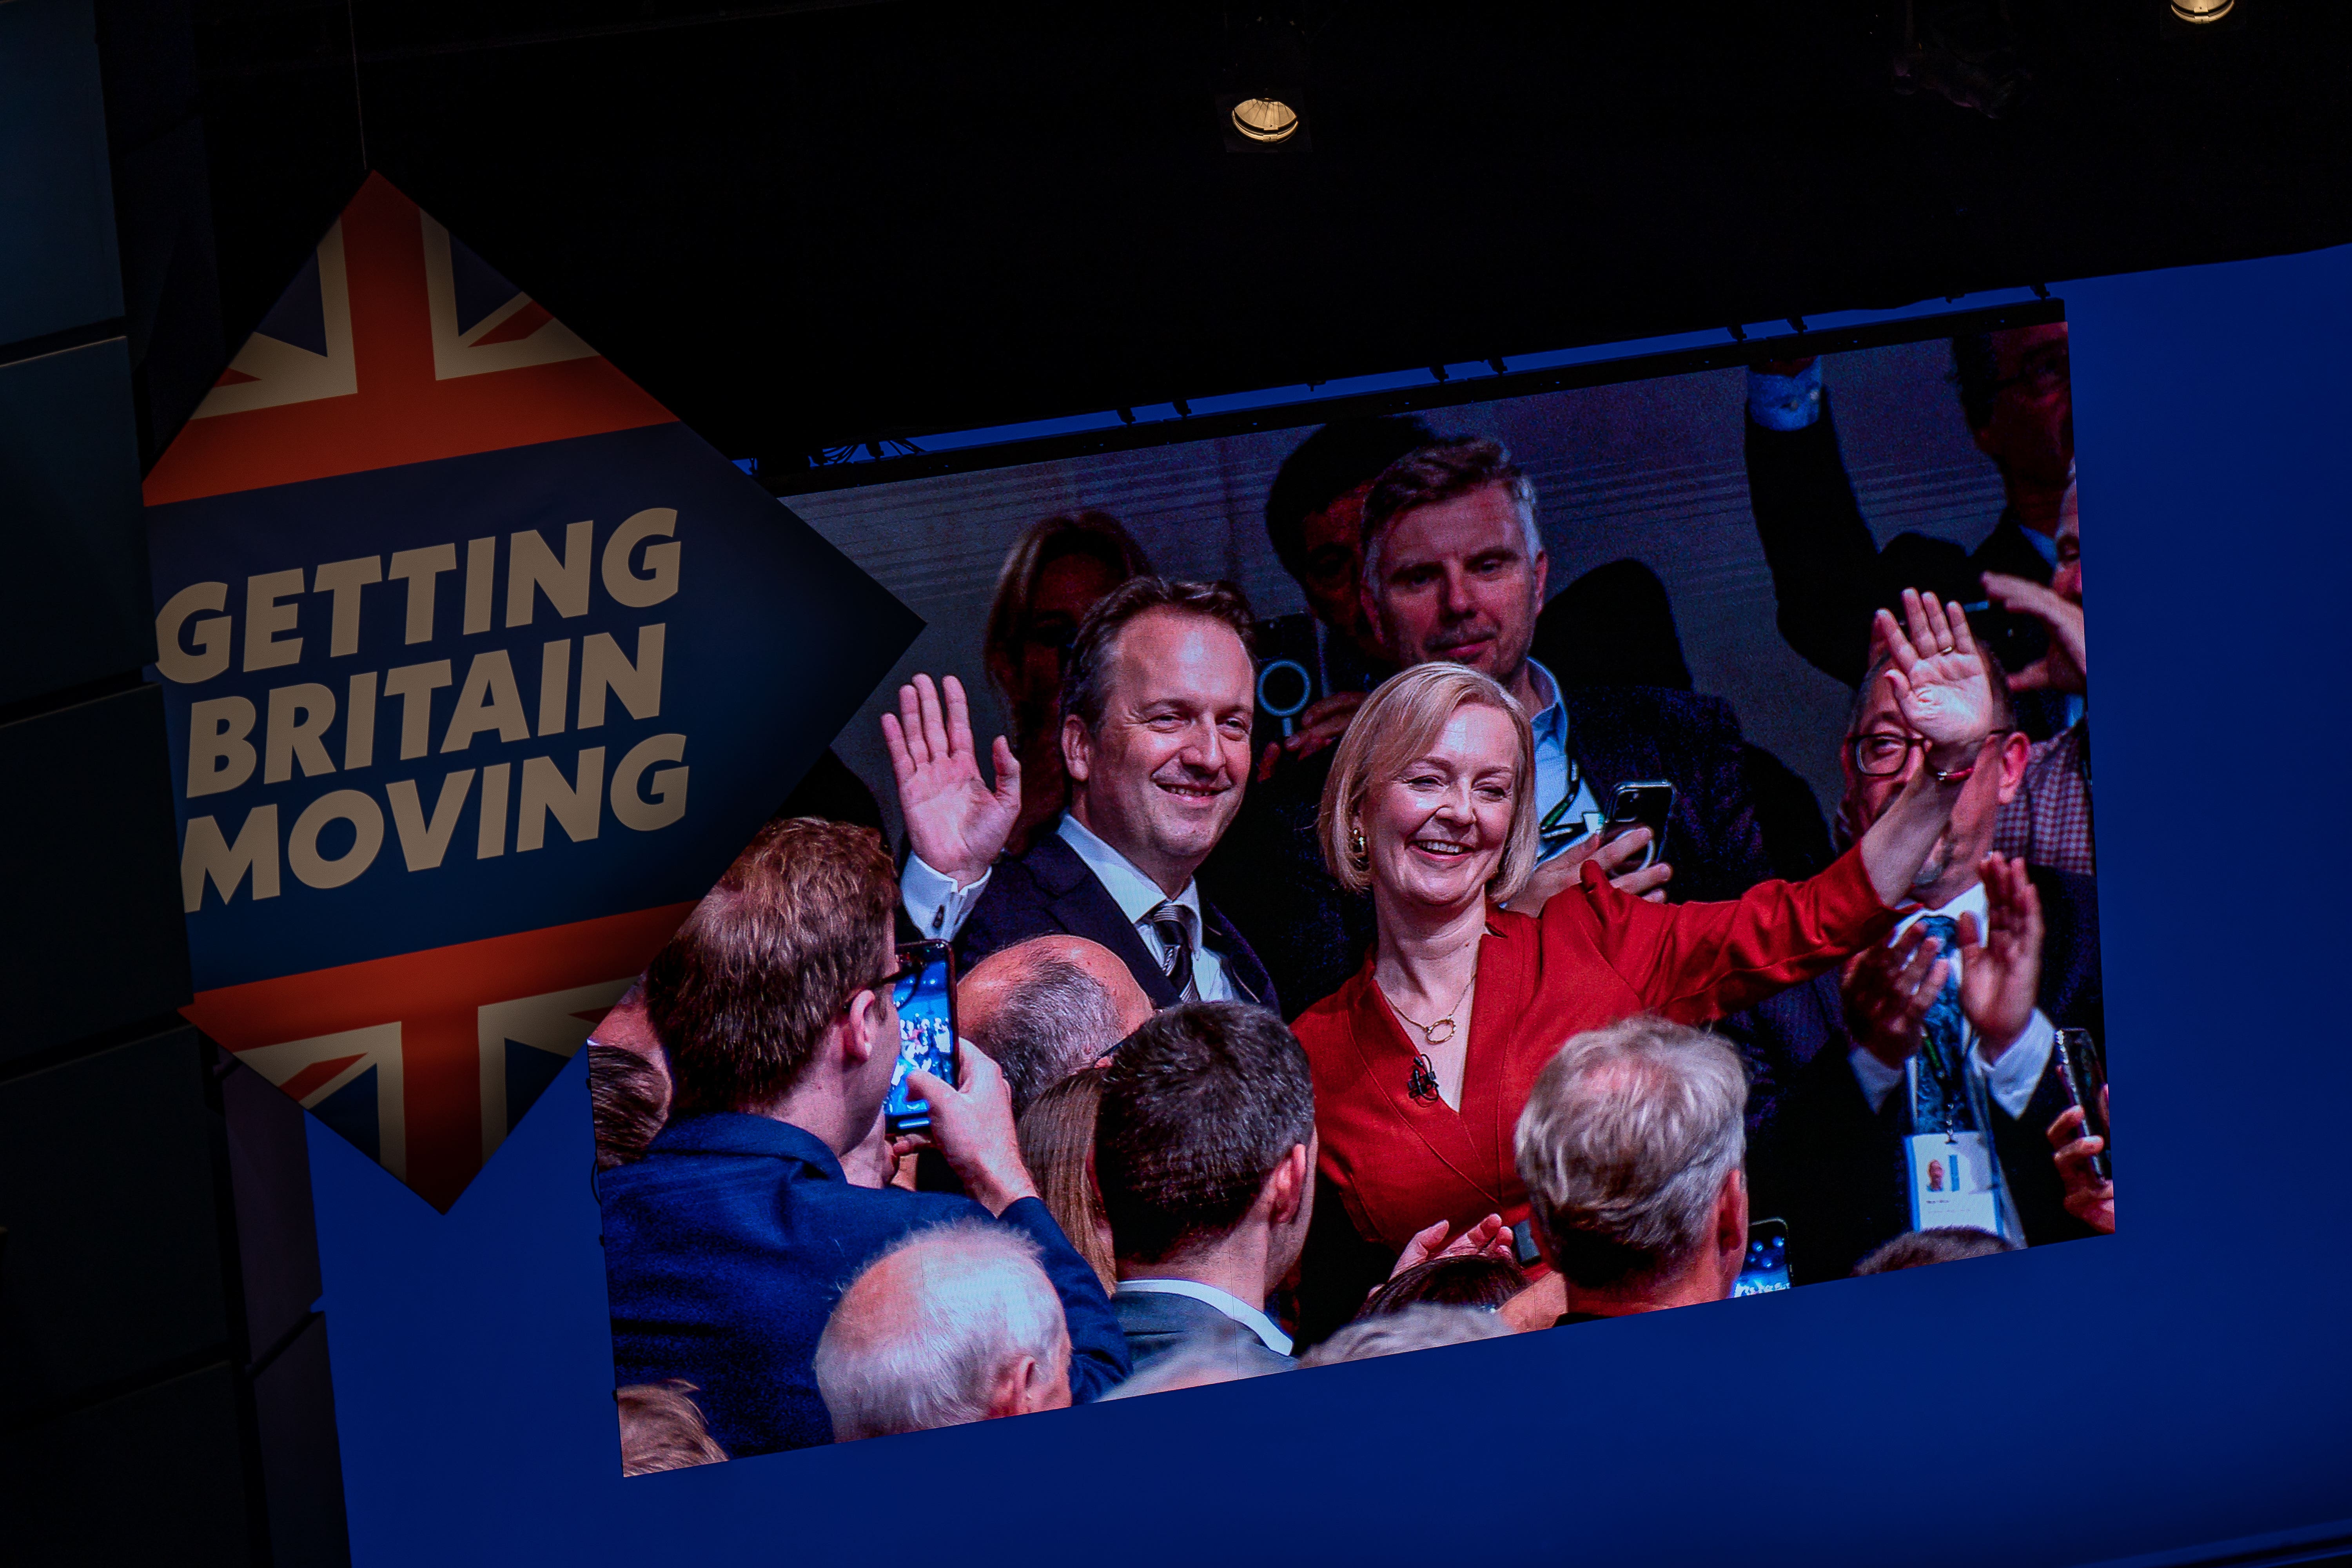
xmin=1291 ymin=846 xmax=1896 ymax=1258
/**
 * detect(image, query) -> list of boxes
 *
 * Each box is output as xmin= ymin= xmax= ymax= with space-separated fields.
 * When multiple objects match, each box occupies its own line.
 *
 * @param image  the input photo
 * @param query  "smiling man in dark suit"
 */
xmin=887 ymin=577 xmax=1277 ymax=1013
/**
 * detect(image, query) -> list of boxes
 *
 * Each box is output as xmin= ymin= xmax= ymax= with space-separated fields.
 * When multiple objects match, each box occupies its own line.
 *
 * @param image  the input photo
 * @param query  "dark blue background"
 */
xmin=305 ymin=245 xmax=2352 ymax=1567
xmin=147 ymin=423 xmax=917 ymax=988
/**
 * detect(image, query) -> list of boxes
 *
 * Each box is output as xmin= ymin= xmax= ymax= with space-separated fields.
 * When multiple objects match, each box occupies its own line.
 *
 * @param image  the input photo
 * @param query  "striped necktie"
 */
xmin=1144 ymin=900 xmax=1198 ymax=1003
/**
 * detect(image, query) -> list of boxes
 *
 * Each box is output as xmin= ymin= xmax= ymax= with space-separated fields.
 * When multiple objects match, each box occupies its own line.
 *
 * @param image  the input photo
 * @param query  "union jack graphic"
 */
xmin=149 ymin=174 xmax=693 ymax=1208
xmin=183 ymin=906 xmax=692 ymax=1209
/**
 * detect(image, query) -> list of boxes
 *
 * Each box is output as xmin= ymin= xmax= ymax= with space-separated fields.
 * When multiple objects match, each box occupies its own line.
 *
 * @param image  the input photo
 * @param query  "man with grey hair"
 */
xmin=815 ymin=1219 xmax=1074 ymax=1441
xmin=1513 ymin=1016 xmax=1752 ymax=1321
xmin=1197 ymin=435 xmax=1780 ymax=1027
xmin=958 ymin=935 xmax=1155 ymax=1115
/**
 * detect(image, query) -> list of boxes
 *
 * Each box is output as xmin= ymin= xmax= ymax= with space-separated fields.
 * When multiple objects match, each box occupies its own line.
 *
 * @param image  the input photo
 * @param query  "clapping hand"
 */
xmin=1841 ymin=921 xmax=1951 ymax=1071
xmin=1874 ymin=590 xmax=1994 ymax=759
xmin=880 ymin=674 xmax=1021 ymax=886
xmin=1958 ymin=853 xmax=2044 ymax=1058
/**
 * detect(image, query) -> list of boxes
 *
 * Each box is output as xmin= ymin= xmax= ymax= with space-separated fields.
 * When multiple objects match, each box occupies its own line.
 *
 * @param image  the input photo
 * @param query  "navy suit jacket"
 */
xmin=943 ymin=831 xmax=1277 ymax=1015
xmin=1200 ymin=682 xmax=1789 ymax=1020
xmin=1738 ymin=866 xmax=2105 ymax=1284
xmin=599 ymin=1113 xmax=1129 ymax=1457
xmin=1111 ymin=1287 xmax=1296 ymax=1377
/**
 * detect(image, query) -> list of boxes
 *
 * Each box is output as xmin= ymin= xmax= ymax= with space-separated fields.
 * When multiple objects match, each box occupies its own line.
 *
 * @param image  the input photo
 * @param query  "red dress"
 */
xmin=1290 ymin=845 xmax=1896 ymax=1259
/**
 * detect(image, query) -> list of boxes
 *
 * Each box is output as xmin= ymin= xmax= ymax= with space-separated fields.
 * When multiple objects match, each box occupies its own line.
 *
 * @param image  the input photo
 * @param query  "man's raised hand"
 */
xmin=1958 ymin=853 xmax=2044 ymax=1059
xmin=880 ymin=674 xmax=1021 ymax=886
xmin=1875 ymin=589 xmax=1994 ymax=755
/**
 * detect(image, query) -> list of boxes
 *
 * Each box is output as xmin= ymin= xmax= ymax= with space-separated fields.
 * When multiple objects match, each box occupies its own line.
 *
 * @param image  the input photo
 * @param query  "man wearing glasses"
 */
xmin=1732 ymin=637 xmax=2107 ymax=1283
xmin=1743 ymin=323 xmax=2078 ymax=737
xmin=597 ymin=817 xmax=1129 ymax=1458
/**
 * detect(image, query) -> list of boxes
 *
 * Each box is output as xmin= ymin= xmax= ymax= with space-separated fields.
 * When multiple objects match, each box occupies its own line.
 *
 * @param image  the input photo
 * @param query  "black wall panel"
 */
xmin=0 ymin=683 xmax=194 ymax=1060
xmin=0 ymin=1362 xmax=256 ymax=1568
xmin=0 ymin=0 xmax=124 ymax=349
xmin=0 ymin=336 xmax=154 ymax=708
xmin=0 ymin=1025 xmax=228 ymax=1419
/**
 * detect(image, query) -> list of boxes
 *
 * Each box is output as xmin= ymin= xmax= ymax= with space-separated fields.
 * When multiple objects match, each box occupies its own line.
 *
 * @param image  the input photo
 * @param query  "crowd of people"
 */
xmin=591 ymin=325 xmax=2111 ymax=1470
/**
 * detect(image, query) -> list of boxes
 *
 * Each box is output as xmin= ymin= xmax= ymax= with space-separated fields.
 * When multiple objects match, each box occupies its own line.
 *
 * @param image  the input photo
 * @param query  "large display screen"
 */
xmin=587 ymin=305 xmax=2109 ymax=1469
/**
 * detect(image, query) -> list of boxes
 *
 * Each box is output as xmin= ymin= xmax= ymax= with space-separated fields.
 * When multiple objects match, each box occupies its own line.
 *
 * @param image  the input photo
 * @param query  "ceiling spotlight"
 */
xmin=2170 ymin=0 xmax=2232 ymax=18
xmin=1231 ymin=97 xmax=1300 ymax=144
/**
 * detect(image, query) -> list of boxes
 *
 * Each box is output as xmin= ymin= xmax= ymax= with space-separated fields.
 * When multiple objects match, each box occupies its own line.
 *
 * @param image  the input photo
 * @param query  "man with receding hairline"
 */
xmin=815 ymin=1220 xmax=1072 ymax=1441
xmin=959 ymin=935 xmax=1154 ymax=1115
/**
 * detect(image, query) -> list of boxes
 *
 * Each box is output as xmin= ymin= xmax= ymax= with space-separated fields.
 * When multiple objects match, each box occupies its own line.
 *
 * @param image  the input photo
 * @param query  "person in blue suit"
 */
xmin=598 ymin=817 xmax=1129 ymax=1458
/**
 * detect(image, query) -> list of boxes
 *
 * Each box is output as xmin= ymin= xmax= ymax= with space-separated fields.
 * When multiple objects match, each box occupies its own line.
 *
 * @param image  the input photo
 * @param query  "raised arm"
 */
xmin=880 ymin=673 xmax=1022 ymax=886
xmin=1564 ymin=592 xmax=1995 ymax=1020
xmin=1853 ymin=590 xmax=1998 ymax=907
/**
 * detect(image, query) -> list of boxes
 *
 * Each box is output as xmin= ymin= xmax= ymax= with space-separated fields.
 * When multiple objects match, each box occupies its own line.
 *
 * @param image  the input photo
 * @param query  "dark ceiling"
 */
xmin=96 ymin=0 xmax=2352 ymax=472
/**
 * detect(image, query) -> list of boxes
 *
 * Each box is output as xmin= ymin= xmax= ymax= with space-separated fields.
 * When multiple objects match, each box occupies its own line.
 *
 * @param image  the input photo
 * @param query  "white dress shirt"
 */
xmin=1846 ymin=879 xmax=2057 ymax=1122
xmin=898 ymin=812 xmax=1235 ymax=1002
xmin=1115 ymin=1278 xmax=1293 ymax=1356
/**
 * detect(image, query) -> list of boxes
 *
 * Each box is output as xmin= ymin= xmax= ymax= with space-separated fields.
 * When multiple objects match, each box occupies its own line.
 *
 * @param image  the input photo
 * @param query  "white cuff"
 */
xmin=1747 ymin=361 xmax=1825 ymax=432
xmin=1973 ymin=1009 xmax=2055 ymax=1123
xmin=900 ymin=853 xmax=991 ymax=941
xmin=1849 ymin=1047 xmax=1905 ymax=1115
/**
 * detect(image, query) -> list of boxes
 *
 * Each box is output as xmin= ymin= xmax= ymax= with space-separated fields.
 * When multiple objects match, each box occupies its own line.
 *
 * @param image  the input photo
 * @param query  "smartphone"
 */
xmin=2051 ymin=1027 xmax=2110 ymax=1180
xmin=1734 ymin=1218 xmax=1791 ymax=1296
xmin=1600 ymin=780 xmax=1675 ymax=873
xmin=883 ymin=940 xmax=958 ymax=1139
xmin=1251 ymin=612 xmax=1326 ymax=745
xmin=1955 ymin=599 xmax=2050 ymax=676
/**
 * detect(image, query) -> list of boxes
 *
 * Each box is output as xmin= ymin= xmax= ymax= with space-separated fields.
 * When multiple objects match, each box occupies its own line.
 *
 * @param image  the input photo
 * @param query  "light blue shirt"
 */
xmin=1523 ymin=658 xmax=1601 ymax=861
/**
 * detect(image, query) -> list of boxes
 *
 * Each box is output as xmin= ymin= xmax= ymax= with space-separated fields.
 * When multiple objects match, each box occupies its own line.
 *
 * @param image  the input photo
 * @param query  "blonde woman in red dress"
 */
xmin=1289 ymin=592 xmax=2013 ymax=1322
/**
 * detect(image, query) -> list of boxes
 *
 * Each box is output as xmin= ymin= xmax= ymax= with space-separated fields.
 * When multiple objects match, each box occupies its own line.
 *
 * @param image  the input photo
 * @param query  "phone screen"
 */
xmin=1733 ymin=1218 xmax=1791 ymax=1296
xmin=884 ymin=944 xmax=957 ymax=1137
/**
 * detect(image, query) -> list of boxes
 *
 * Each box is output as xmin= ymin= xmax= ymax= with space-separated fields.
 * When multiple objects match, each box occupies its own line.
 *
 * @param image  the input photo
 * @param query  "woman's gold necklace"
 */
xmin=1379 ymin=960 xmax=1476 ymax=1104
xmin=1383 ymin=969 xmax=1476 ymax=1046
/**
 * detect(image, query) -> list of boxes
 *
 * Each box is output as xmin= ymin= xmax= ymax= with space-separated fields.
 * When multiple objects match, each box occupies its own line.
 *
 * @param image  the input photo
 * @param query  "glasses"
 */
xmin=844 ymin=955 xmax=927 ymax=1014
xmin=1846 ymin=730 xmax=2011 ymax=778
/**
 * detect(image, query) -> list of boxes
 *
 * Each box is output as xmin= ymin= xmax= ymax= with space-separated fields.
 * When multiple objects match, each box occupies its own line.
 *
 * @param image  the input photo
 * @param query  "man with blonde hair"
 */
xmin=1514 ymin=1016 xmax=1752 ymax=1321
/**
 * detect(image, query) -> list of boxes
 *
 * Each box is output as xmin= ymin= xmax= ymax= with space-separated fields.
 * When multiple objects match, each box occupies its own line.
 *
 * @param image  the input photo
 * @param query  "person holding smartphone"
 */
xmin=597 ymin=818 xmax=1130 ymax=1459
xmin=1202 ymin=434 xmax=1788 ymax=1018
